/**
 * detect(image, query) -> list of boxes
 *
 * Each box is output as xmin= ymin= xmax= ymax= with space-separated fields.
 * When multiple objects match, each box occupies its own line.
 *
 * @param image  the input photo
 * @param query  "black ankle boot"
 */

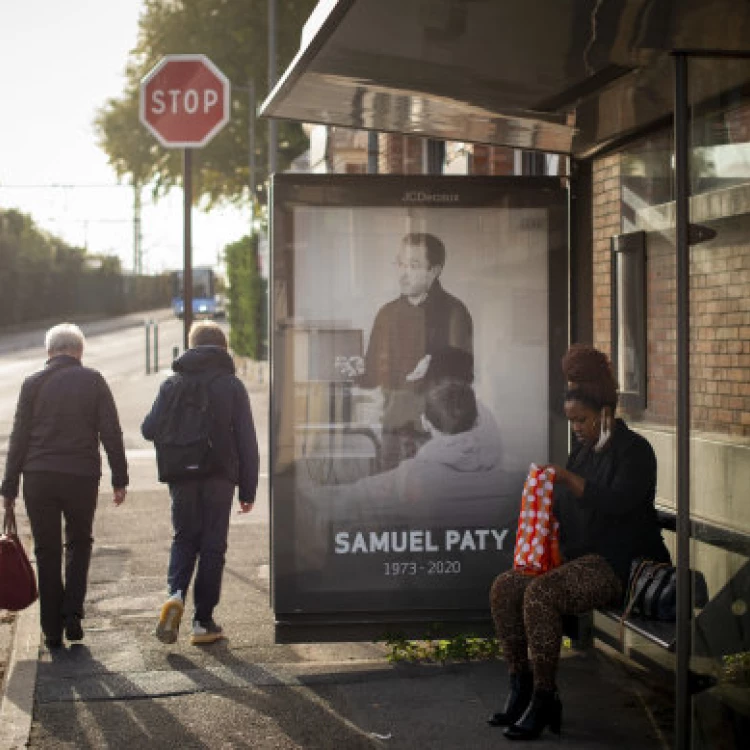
xmin=503 ymin=688 xmax=562 ymax=741
xmin=487 ymin=671 xmax=533 ymax=727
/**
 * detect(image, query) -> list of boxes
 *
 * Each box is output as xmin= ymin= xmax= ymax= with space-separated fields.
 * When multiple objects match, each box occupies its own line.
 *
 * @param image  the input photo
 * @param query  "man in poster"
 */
xmin=342 ymin=232 xmax=473 ymax=470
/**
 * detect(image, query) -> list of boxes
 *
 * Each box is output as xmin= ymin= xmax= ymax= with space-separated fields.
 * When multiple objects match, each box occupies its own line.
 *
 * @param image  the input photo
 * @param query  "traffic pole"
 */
xmin=145 ymin=320 xmax=151 ymax=375
xmin=153 ymin=321 xmax=159 ymax=372
xmin=183 ymin=148 xmax=193 ymax=350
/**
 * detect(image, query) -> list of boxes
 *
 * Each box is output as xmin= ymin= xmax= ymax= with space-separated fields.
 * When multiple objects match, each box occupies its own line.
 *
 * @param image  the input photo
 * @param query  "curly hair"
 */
xmin=562 ymin=344 xmax=618 ymax=409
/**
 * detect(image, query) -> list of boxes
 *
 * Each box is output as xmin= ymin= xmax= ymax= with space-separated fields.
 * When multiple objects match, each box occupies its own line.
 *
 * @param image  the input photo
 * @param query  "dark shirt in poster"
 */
xmin=359 ymin=280 xmax=473 ymax=435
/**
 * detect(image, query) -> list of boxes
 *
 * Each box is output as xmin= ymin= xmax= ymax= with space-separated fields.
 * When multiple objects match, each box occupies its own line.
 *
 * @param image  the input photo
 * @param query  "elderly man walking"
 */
xmin=1 ymin=323 xmax=128 ymax=649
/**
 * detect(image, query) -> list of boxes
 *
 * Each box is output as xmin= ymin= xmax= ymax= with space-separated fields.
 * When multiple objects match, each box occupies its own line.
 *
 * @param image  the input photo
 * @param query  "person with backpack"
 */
xmin=141 ymin=321 xmax=259 ymax=645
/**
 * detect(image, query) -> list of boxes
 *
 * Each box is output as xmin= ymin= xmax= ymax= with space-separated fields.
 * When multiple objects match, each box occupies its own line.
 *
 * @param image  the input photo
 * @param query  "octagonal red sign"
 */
xmin=140 ymin=54 xmax=231 ymax=148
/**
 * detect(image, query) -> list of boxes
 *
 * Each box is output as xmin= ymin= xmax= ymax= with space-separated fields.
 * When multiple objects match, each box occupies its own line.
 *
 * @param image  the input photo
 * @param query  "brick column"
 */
xmin=591 ymin=154 xmax=622 ymax=356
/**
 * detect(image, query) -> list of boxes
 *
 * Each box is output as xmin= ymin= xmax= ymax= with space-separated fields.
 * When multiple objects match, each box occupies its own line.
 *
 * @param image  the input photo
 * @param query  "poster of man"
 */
xmin=271 ymin=175 xmax=568 ymax=623
xmin=337 ymin=231 xmax=473 ymax=470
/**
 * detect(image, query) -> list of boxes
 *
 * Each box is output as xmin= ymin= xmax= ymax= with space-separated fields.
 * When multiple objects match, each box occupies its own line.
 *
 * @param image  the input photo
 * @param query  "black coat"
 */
xmin=141 ymin=346 xmax=259 ymax=503
xmin=1 ymin=355 xmax=129 ymax=499
xmin=554 ymin=418 xmax=671 ymax=584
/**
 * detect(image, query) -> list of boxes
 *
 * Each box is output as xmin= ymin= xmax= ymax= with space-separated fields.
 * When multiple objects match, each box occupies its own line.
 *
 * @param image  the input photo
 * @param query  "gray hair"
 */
xmin=45 ymin=323 xmax=85 ymax=356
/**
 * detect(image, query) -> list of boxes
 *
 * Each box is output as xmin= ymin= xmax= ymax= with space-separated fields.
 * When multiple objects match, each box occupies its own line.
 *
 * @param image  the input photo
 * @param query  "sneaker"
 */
xmin=190 ymin=619 xmax=224 ymax=645
xmin=155 ymin=593 xmax=184 ymax=644
xmin=64 ymin=615 xmax=84 ymax=642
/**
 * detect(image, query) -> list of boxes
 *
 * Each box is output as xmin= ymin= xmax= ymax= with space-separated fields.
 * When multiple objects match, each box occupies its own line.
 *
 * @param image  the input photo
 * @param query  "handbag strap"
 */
xmin=2 ymin=506 xmax=17 ymax=536
xmin=619 ymin=559 xmax=651 ymax=643
xmin=619 ymin=560 xmax=672 ymax=642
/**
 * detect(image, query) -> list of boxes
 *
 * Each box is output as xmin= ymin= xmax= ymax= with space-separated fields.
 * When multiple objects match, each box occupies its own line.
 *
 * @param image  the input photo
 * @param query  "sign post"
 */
xmin=139 ymin=54 xmax=231 ymax=348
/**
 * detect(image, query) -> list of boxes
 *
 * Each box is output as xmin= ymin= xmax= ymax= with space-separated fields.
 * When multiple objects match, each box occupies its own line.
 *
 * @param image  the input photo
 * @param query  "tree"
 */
xmin=0 ymin=208 xmax=168 ymax=326
xmin=225 ymin=234 xmax=267 ymax=360
xmin=95 ymin=0 xmax=317 ymax=207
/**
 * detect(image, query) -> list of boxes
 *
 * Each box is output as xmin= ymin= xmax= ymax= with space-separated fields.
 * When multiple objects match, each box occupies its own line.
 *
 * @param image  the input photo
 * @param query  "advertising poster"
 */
xmin=271 ymin=175 xmax=569 ymax=636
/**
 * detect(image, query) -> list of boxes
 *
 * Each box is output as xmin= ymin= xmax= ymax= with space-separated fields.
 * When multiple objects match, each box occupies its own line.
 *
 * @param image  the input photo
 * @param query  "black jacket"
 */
xmin=554 ymin=418 xmax=671 ymax=584
xmin=141 ymin=346 xmax=259 ymax=503
xmin=1 ymin=355 xmax=129 ymax=499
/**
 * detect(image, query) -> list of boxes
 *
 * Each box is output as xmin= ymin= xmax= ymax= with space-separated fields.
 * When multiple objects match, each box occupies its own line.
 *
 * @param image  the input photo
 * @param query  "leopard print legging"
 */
xmin=489 ymin=554 xmax=622 ymax=690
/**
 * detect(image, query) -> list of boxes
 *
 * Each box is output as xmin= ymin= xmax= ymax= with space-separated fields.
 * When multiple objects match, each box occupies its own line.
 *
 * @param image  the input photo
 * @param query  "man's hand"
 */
xmin=113 ymin=487 xmax=127 ymax=506
xmin=2 ymin=496 xmax=14 ymax=513
xmin=238 ymin=501 xmax=254 ymax=514
xmin=405 ymin=354 xmax=432 ymax=382
xmin=335 ymin=355 xmax=365 ymax=379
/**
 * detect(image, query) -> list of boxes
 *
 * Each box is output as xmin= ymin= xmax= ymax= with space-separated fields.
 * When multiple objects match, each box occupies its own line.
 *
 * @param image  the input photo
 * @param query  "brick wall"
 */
xmin=378 ymin=133 xmax=425 ymax=174
xmin=592 ymin=155 xmax=622 ymax=356
xmin=470 ymin=145 xmax=515 ymax=175
xmin=690 ymin=236 xmax=750 ymax=436
xmin=592 ymin=153 xmax=750 ymax=437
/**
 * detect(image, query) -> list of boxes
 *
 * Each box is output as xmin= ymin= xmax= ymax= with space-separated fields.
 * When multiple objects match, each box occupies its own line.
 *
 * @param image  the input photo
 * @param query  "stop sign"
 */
xmin=140 ymin=54 xmax=231 ymax=148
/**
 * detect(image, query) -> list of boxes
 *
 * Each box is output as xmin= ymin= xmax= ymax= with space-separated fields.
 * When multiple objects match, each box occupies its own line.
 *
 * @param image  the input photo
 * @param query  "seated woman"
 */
xmin=488 ymin=344 xmax=670 ymax=741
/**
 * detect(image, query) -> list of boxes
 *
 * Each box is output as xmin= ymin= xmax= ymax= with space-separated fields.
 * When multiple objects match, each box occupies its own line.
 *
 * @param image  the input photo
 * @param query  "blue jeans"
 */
xmin=167 ymin=476 xmax=234 ymax=623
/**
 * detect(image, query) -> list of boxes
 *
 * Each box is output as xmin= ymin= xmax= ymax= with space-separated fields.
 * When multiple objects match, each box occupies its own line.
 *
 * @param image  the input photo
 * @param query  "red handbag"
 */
xmin=513 ymin=463 xmax=562 ymax=575
xmin=0 ymin=507 xmax=38 ymax=611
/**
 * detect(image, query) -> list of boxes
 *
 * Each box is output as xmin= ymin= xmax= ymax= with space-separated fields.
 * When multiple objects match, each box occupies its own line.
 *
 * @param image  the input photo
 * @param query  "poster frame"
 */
xmin=269 ymin=173 xmax=570 ymax=642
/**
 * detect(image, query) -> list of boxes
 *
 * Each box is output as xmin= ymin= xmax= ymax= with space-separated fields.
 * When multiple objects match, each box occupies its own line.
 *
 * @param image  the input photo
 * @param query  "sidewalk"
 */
xmin=0 ymin=373 xmax=675 ymax=749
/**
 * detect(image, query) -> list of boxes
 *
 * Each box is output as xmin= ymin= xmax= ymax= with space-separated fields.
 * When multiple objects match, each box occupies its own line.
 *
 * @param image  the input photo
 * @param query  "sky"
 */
xmin=0 ymin=0 xmax=250 ymax=274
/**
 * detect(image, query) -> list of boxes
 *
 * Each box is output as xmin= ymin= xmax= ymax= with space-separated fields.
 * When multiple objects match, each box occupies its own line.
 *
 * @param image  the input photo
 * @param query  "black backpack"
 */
xmin=153 ymin=372 xmax=224 ymax=483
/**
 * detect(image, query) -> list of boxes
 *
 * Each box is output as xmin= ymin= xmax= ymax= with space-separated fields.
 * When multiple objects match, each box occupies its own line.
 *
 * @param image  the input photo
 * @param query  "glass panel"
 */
xmin=616 ymin=125 xmax=678 ymax=684
xmin=270 ymin=175 xmax=569 ymax=628
xmin=689 ymin=56 xmax=750 ymax=750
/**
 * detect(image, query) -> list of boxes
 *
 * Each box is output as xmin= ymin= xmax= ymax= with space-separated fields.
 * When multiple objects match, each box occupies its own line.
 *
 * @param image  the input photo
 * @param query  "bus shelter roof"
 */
xmin=260 ymin=0 xmax=750 ymax=158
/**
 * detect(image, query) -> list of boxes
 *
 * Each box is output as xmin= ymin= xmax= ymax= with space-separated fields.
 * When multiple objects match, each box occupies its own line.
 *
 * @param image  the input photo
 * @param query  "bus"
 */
xmin=171 ymin=266 xmax=225 ymax=319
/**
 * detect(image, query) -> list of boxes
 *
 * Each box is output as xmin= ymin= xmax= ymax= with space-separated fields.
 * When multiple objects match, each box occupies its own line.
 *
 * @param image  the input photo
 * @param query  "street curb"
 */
xmin=0 ymin=598 xmax=40 ymax=750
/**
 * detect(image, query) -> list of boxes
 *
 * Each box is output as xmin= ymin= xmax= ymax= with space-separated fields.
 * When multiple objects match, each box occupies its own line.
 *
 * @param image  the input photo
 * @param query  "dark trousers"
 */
xmin=490 ymin=555 xmax=622 ymax=690
xmin=167 ymin=476 xmax=234 ymax=623
xmin=22 ymin=471 xmax=99 ymax=639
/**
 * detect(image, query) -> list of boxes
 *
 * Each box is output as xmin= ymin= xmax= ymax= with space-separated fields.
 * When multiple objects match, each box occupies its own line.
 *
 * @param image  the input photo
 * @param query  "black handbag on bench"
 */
xmin=623 ymin=558 xmax=709 ymax=622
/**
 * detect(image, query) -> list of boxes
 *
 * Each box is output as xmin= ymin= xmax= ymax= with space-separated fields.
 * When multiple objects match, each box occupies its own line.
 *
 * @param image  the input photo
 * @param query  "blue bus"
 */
xmin=171 ymin=267 xmax=225 ymax=319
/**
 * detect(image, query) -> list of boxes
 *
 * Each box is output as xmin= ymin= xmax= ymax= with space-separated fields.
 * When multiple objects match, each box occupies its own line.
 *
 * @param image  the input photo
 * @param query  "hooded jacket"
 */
xmin=141 ymin=346 xmax=259 ymax=503
xmin=307 ymin=405 xmax=521 ymax=526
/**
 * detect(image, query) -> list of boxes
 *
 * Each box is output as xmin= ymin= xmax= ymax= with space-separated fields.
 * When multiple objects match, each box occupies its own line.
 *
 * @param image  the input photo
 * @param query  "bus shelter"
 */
xmin=261 ymin=2 xmax=750 ymax=746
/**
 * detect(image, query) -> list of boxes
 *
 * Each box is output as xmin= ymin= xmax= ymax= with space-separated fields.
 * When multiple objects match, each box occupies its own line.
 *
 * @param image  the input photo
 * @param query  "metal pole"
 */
xmin=367 ymin=131 xmax=379 ymax=174
xmin=145 ymin=320 xmax=151 ymax=375
xmin=674 ymin=51 xmax=692 ymax=750
xmin=153 ymin=321 xmax=159 ymax=373
xmin=249 ymin=80 xmax=256 ymax=215
xmin=268 ymin=0 xmax=278 ymax=177
xmin=183 ymin=148 xmax=193 ymax=350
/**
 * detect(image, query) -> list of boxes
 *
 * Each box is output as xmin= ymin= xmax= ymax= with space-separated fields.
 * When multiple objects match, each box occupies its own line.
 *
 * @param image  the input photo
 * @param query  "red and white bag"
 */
xmin=513 ymin=463 xmax=561 ymax=575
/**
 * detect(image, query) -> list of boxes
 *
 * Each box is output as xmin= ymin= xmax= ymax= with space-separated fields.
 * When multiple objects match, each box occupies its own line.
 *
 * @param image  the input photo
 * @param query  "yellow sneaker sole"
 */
xmin=156 ymin=599 xmax=184 ymax=644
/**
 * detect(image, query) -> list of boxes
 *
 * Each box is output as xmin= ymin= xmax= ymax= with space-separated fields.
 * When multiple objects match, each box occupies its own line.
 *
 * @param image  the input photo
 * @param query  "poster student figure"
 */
xmin=339 ymin=232 xmax=473 ymax=470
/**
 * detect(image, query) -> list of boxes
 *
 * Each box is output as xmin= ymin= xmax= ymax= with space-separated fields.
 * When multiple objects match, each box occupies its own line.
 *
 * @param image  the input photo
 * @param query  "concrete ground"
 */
xmin=0 ymin=315 xmax=675 ymax=749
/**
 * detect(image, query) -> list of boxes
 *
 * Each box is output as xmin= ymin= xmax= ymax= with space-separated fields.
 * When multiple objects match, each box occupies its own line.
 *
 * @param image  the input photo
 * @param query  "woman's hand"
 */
xmin=543 ymin=464 xmax=586 ymax=498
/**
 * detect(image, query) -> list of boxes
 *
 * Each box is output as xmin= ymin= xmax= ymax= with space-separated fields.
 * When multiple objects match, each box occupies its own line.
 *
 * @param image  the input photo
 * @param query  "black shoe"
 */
xmin=44 ymin=635 xmax=63 ymax=649
xmin=64 ymin=615 xmax=84 ymax=642
xmin=504 ymin=689 xmax=562 ymax=741
xmin=487 ymin=671 xmax=533 ymax=727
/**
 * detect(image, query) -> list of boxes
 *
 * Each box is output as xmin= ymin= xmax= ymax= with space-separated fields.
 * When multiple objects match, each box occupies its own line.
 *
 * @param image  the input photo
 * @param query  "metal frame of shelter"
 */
xmin=261 ymin=3 xmax=750 ymax=746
